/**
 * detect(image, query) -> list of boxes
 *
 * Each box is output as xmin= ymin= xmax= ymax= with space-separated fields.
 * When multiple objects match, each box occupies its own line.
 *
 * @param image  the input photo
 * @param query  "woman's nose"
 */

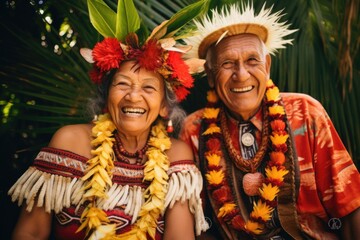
xmin=125 ymin=87 xmax=142 ymax=102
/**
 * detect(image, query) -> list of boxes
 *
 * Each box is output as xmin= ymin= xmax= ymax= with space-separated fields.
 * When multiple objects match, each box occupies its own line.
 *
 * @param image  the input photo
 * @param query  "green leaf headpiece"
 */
xmin=81 ymin=0 xmax=208 ymax=101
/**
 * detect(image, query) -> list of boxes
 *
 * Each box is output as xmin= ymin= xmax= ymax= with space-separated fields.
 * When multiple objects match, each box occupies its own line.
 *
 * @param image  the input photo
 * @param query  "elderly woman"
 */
xmin=8 ymin=1 xmax=208 ymax=239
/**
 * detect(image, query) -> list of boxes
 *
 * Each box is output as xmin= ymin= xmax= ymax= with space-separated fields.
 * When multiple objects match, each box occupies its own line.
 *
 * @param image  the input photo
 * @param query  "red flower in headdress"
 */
xmin=173 ymin=86 xmax=190 ymax=101
xmin=92 ymin=38 xmax=124 ymax=71
xmin=87 ymin=37 xmax=195 ymax=101
xmin=167 ymin=51 xmax=194 ymax=88
xmin=137 ymin=39 xmax=163 ymax=71
xmin=89 ymin=67 xmax=104 ymax=84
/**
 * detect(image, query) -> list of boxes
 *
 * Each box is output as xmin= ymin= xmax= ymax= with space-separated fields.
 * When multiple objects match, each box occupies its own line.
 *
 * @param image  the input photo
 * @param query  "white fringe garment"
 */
xmin=8 ymin=166 xmax=209 ymax=235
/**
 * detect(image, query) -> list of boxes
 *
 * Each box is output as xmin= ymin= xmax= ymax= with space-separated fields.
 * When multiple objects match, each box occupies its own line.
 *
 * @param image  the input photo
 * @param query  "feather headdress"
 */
xmin=185 ymin=3 xmax=297 ymax=59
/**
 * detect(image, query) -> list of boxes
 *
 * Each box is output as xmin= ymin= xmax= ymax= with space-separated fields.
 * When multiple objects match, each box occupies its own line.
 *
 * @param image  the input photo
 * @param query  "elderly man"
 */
xmin=180 ymin=3 xmax=360 ymax=239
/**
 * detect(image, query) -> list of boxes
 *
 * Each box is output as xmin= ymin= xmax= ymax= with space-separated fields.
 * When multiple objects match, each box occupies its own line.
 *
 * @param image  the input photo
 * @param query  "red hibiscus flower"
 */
xmin=89 ymin=67 xmax=104 ymax=84
xmin=173 ymin=86 xmax=190 ymax=102
xmin=137 ymin=39 xmax=163 ymax=71
xmin=167 ymin=51 xmax=194 ymax=88
xmin=92 ymin=38 xmax=124 ymax=71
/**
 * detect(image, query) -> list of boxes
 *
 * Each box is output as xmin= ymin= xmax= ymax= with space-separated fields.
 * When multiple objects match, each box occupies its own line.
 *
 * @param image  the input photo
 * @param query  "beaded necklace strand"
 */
xmin=113 ymin=131 xmax=149 ymax=165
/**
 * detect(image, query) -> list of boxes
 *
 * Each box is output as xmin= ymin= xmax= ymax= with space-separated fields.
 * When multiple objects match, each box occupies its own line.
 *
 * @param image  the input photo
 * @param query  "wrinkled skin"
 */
xmin=206 ymin=34 xmax=271 ymax=121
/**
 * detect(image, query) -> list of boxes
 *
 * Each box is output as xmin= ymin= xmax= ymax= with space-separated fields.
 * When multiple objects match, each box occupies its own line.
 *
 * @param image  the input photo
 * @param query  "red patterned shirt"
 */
xmin=180 ymin=92 xmax=360 ymax=239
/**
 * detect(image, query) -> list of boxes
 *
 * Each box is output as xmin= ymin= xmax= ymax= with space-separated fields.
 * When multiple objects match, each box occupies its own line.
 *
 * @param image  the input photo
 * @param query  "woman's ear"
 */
xmin=159 ymin=103 xmax=169 ymax=118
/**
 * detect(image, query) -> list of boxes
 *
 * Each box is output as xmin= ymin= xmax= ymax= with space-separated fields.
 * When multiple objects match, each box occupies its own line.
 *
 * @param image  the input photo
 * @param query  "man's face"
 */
xmin=207 ymin=34 xmax=271 ymax=120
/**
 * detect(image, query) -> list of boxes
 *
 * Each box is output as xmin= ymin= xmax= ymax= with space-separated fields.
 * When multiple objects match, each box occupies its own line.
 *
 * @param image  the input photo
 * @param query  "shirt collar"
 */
xmin=224 ymin=105 xmax=263 ymax=132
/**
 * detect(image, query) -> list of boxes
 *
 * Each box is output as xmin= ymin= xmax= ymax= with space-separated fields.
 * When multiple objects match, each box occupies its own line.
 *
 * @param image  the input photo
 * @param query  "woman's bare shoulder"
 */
xmin=48 ymin=123 xmax=93 ymax=158
xmin=166 ymin=138 xmax=194 ymax=163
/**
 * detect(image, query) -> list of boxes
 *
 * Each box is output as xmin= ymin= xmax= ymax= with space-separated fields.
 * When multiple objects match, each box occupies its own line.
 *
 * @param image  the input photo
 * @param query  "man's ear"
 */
xmin=205 ymin=63 xmax=215 ymax=88
xmin=265 ymin=54 xmax=272 ymax=78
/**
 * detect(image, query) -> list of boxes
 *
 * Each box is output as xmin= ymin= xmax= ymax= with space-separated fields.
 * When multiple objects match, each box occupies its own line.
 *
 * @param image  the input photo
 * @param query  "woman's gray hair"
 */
xmin=86 ymin=70 xmax=186 ymax=137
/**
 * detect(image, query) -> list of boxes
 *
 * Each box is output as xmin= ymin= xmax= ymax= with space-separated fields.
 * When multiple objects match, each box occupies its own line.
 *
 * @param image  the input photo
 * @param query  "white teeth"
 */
xmin=231 ymin=86 xmax=253 ymax=93
xmin=122 ymin=108 xmax=145 ymax=114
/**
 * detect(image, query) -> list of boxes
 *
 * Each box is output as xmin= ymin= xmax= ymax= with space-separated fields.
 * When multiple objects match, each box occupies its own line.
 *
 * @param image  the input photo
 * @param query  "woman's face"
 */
xmin=107 ymin=61 xmax=167 ymax=136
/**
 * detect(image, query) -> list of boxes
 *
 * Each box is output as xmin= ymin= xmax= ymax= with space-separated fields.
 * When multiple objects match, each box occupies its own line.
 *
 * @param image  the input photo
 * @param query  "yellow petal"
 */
xmin=268 ymin=105 xmax=285 ymax=115
xmin=217 ymin=202 xmax=236 ymax=218
xmin=203 ymin=107 xmax=220 ymax=119
xmin=265 ymin=166 xmax=289 ymax=182
xmin=245 ymin=220 xmax=264 ymax=235
xmin=265 ymin=86 xmax=280 ymax=102
xmin=205 ymin=170 xmax=224 ymax=185
xmin=259 ymin=183 xmax=279 ymax=201
xmin=206 ymin=153 xmax=221 ymax=166
xmin=206 ymin=90 xmax=219 ymax=103
xmin=202 ymin=123 xmax=221 ymax=135
xmin=270 ymin=133 xmax=289 ymax=145
xmin=250 ymin=200 xmax=273 ymax=221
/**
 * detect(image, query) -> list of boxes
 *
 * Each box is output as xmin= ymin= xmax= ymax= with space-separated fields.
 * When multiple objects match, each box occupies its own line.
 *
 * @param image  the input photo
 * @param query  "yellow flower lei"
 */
xmin=78 ymin=113 xmax=171 ymax=240
xmin=203 ymin=79 xmax=289 ymax=236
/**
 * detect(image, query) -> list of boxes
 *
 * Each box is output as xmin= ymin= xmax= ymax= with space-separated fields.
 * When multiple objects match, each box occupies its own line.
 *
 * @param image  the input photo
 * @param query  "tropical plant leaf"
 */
xmin=0 ymin=0 xmax=358 ymax=168
xmin=151 ymin=0 xmax=210 ymax=40
xmin=116 ymin=0 xmax=141 ymax=39
xmin=87 ymin=0 xmax=117 ymax=37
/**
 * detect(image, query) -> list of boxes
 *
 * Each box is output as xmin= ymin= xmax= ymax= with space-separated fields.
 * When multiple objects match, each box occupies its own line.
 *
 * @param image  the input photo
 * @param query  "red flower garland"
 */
xmin=88 ymin=36 xmax=194 ymax=102
xmin=137 ymin=39 xmax=163 ymax=71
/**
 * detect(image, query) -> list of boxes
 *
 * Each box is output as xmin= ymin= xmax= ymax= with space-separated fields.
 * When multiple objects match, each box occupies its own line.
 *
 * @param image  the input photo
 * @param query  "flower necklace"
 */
xmin=78 ymin=113 xmax=171 ymax=239
xmin=202 ymin=79 xmax=289 ymax=235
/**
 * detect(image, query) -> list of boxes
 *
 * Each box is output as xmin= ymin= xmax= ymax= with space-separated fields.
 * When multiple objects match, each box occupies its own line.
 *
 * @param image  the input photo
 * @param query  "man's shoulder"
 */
xmin=180 ymin=109 xmax=205 ymax=144
xmin=183 ymin=108 xmax=205 ymax=125
xmin=281 ymin=92 xmax=324 ymax=109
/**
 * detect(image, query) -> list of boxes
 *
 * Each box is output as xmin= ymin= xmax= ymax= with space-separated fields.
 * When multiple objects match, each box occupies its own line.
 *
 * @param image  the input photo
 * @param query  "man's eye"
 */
xmin=247 ymin=57 xmax=260 ymax=65
xmin=221 ymin=60 xmax=235 ymax=69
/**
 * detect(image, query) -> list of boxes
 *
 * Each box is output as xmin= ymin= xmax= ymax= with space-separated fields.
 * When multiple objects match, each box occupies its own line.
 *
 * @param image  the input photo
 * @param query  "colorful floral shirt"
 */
xmin=8 ymin=147 xmax=208 ymax=239
xmin=179 ymin=92 xmax=360 ymax=239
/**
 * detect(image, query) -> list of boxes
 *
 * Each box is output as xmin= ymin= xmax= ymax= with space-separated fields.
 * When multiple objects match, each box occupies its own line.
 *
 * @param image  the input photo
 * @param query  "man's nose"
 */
xmin=233 ymin=63 xmax=250 ymax=81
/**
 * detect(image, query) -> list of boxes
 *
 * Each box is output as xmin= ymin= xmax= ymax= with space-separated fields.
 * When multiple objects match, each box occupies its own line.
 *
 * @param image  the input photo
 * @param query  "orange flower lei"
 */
xmin=202 ymin=79 xmax=289 ymax=235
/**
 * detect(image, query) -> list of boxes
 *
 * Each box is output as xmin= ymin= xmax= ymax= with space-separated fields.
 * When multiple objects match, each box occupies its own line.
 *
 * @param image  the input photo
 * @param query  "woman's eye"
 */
xmin=221 ymin=60 xmax=235 ymax=69
xmin=114 ymin=81 xmax=130 ymax=89
xmin=143 ymin=85 xmax=156 ymax=92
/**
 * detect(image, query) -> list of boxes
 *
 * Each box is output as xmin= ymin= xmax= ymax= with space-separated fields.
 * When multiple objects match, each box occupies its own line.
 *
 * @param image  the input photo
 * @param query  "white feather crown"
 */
xmin=185 ymin=3 xmax=298 ymax=59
